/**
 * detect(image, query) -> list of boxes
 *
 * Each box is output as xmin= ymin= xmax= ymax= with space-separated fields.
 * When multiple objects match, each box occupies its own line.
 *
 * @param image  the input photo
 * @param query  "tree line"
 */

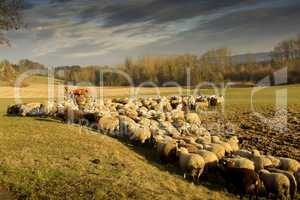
xmin=1 ymin=35 xmax=300 ymax=86
xmin=55 ymin=35 xmax=300 ymax=86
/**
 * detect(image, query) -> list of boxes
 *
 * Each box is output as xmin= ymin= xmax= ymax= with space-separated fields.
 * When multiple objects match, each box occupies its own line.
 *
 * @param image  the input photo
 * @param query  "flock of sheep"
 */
xmin=7 ymin=92 xmax=300 ymax=200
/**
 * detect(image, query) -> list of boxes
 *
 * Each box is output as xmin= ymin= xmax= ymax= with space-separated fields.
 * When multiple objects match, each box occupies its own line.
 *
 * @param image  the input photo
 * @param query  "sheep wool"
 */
xmin=177 ymin=147 xmax=205 ymax=182
xmin=259 ymin=169 xmax=290 ymax=200
xmin=279 ymin=158 xmax=300 ymax=173
xmin=196 ymin=150 xmax=218 ymax=167
xmin=268 ymin=168 xmax=297 ymax=200
xmin=224 ymin=157 xmax=255 ymax=171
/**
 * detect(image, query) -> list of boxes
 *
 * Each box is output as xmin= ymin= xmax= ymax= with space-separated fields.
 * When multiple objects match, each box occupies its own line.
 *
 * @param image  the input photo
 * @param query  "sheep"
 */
xmin=196 ymin=150 xmax=218 ymax=169
xmin=7 ymin=103 xmax=46 ymax=117
xmin=218 ymin=142 xmax=233 ymax=155
xmin=156 ymin=140 xmax=178 ymax=163
xmin=265 ymin=155 xmax=280 ymax=168
xmin=119 ymin=115 xmax=136 ymax=137
xmin=175 ymin=121 xmax=191 ymax=135
xmin=62 ymin=108 xmax=85 ymax=124
xmin=138 ymin=117 xmax=151 ymax=127
xmin=185 ymin=113 xmax=200 ymax=125
xmin=179 ymin=143 xmax=202 ymax=154
xmin=222 ymin=157 xmax=255 ymax=171
xmin=233 ymin=149 xmax=253 ymax=159
xmin=252 ymin=149 xmax=260 ymax=157
xmin=268 ymin=168 xmax=297 ymax=200
xmin=159 ymin=121 xmax=180 ymax=137
xmin=211 ymin=135 xmax=221 ymax=143
xmin=204 ymin=143 xmax=226 ymax=160
xmin=152 ymin=111 xmax=166 ymax=122
xmin=210 ymin=136 xmax=233 ymax=155
xmin=195 ymin=133 xmax=212 ymax=145
xmin=170 ymin=96 xmax=182 ymax=109
xmin=278 ymin=157 xmax=300 ymax=173
xmin=259 ymin=169 xmax=290 ymax=200
xmin=176 ymin=147 xmax=205 ymax=183
xmin=170 ymin=110 xmax=185 ymax=121
xmin=7 ymin=104 xmax=22 ymax=115
xmin=124 ymin=108 xmax=139 ymax=121
xmin=208 ymin=95 xmax=224 ymax=107
xmin=113 ymin=97 xmax=129 ymax=104
xmin=98 ymin=115 xmax=119 ymax=137
xmin=127 ymin=123 xmax=152 ymax=144
xmin=81 ymin=112 xmax=101 ymax=125
xmin=137 ymin=107 xmax=149 ymax=118
xmin=227 ymin=136 xmax=239 ymax=152
xmin=251 ymin=155 xmax=273 ymax=171
xmin=219 ymin=159 xmax=261 ymax=200
xmin=295 ymin=169 xmax=300 ymax=192
xmin=195 ymin=101 xmax=209 ymax=112
xmin=208 ymin=96 xmax=218 ymax=107
xmin=162 ymin=101 xmax=173 ymax=112
xmin=164 ymin=112 xmax=173 ymax=122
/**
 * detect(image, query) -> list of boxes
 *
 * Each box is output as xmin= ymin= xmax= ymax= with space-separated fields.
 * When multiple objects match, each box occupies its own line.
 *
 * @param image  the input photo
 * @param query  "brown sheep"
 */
xmin=219 ymin=159 xmax=261 ymax=200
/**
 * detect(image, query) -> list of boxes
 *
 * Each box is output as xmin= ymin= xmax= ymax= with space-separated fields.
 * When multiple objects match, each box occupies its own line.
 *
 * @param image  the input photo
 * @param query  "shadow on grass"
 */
xmin=34 ymin=117 xmax=61 ymax=123
xmin=115 ymin=137 xmax=227 ymax=194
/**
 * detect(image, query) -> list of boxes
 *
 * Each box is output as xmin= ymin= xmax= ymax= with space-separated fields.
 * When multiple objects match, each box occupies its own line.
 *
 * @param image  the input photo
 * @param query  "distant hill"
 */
xmin=231 ymin=52 xmax=272 ymax=64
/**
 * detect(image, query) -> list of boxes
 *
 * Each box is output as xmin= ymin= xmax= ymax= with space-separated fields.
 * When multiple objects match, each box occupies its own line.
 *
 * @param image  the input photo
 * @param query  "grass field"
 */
xmin=0 ymin=78 xmax=299 ymax=200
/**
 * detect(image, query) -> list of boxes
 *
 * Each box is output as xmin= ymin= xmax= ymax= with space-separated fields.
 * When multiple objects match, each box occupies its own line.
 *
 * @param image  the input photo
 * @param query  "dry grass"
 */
xmin=0 ymin=99 xmax=237 ymax=200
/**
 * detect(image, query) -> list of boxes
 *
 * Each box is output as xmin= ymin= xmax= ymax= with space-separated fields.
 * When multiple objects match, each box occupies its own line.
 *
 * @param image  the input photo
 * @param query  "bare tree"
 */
xmin=0 ymin=0 xmax=24 ymax=47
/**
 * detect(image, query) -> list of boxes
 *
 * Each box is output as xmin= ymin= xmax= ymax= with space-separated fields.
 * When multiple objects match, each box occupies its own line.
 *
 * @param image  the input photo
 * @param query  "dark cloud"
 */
xmin=2 ymin=0 xmax=300 ymax=66
xmin=95 ymin=0 xmax=259 ymax=27
xmin=195 ymin=1 xmax=300 ymax=33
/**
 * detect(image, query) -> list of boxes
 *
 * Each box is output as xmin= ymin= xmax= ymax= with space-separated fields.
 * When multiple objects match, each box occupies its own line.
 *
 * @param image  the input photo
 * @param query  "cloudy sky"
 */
xmin=1 ymin=0 xmax=300 ymax=66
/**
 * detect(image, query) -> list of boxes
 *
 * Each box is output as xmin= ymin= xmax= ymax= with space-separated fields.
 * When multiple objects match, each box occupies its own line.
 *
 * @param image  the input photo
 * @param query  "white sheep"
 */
xmin=259 ymin=169 xmax=290 ymax=200
xmin=211 ymin=135 xmax=221 ymax=143
xmin=227 ymin=136 xmax=239 ymax=152
xmin=251 ymin=155 xmax=273 ymax=171
xmin=196 ymin=150 xmax=218 ymax=168
xmin=98 ymin=115 xmax=119 ymax=137
xmin=223 ymin=157 xmax=255 ymax=170
xmin=233 ymin=149 xmax=253 ymax=159
xmin=252 ymin=149 xmax=261 ymax=156
xmin=195 ymin=133 xmax=212 ymax=145
xmin=156 ymin=139 xmax=178 ymax=163
xmin=176 ymin=147 xmax=205 ymax=183
xmin=185 ymin=113 xmax=200 ymax=125
xmin=211 ymin=137 xmax=233 ymax=155
xmin=265 ymin=155 xmax=280 ymax=168
xmin=159 ymin=121 xmax=180 ymax=137
xmin=170 ymin=110 xmax=185 ymax=121
xmin=268 ymin=168 xmax=297 ymax=200
xmin=127 ymin=123 xmax=152 ymax=144
xmin=279 ymin=157 xmax=300 ymax=173
xmin=195 ymin=101 xmax=209 ymax=112
xmin=119 ymin=115 xmax=136 ymax=137
xmin=204 ymin=143 xmax=226 ymax=160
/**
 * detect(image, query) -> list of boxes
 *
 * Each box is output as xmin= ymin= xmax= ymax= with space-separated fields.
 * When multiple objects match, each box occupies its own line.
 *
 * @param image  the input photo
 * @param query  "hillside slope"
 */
xmin=0 ymin=99 xmax=237 ymax=200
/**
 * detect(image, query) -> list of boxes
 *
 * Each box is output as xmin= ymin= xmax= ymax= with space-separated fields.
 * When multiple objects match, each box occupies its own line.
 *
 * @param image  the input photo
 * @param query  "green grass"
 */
xmin=0 ymin=84 xmax=299 ymax=200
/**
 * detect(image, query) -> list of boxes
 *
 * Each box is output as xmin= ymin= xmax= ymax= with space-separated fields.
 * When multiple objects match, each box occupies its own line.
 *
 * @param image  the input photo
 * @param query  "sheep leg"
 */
xmin=197 ymin=168 xmax=204 ymax=184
